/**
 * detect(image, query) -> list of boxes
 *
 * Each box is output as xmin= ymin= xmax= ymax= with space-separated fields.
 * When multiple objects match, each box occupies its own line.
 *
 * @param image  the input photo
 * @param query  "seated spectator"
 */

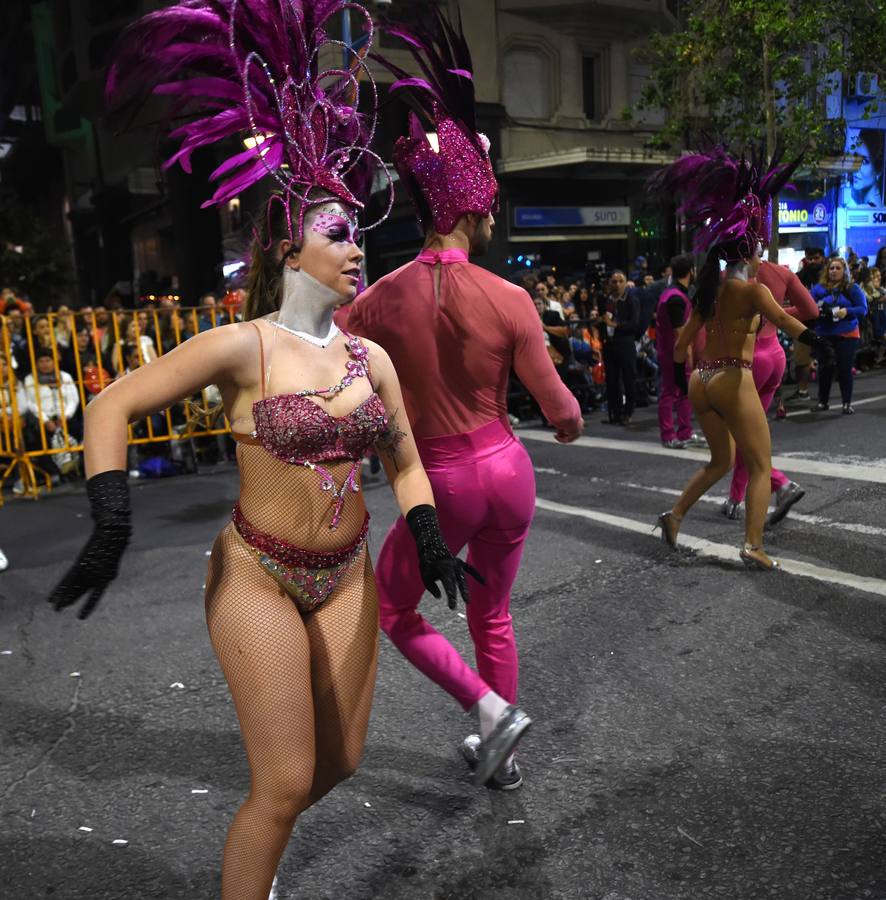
xmin=198 ymin=293 xmax=219 ymax=332
xmin=61 ymin=325 xmax=117 ymax=393
xmin=54 ymin=305 xmax=76 ymax=349
xmin=18 ymin=348 xmax=82 ymax=483
xmin=114 ymin=317 xmax=158 ymax=371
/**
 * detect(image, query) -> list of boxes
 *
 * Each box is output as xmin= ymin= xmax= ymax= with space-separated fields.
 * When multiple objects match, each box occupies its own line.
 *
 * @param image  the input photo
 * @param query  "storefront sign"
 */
xmin=777 ymin=199 xmax=832 ymax=229
xmin=514 ymin=206 xmax=631 ymax=228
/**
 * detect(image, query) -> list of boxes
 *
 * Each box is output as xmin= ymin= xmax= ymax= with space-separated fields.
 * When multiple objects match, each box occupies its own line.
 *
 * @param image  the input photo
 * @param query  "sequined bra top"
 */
xmin=231 ymin=322 xmax=388 ymax=528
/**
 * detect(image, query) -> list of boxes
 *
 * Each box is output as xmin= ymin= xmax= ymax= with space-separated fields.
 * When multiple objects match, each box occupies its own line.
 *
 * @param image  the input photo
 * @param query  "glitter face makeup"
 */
xmin=311 ymin=210 xmax=362 ymax=246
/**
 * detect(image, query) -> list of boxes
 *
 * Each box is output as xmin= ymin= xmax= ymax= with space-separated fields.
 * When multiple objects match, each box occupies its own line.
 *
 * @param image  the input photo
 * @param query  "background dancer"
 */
xmin=47 ymin=3 xmax=474 ymax=899
xmin=722 ymin=260 xmax=818 ymax=523
xmin=652 ymin=148 xmax=832 ymax=570
xmin=656 ymin=254 xmax=703 ymax=448
xmin=344 ymin=8 xmax=583 ymax=790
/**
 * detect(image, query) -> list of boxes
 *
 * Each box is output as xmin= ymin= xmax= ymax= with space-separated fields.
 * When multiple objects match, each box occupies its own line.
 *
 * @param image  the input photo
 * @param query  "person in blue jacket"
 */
xmin=811 ymin=256 xmax=868 ymax=414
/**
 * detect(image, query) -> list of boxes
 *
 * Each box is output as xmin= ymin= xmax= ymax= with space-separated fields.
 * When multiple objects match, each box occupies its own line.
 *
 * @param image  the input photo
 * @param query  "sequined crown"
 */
xmin=393 ymin=106 xmax=498 ymax=236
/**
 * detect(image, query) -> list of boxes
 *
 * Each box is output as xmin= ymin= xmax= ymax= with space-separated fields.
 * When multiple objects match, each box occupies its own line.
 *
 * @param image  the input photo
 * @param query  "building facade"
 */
xmin=26 ymin=0 xmax=685 ymax=304
xmin=366 ymin=0 xmax=681 ymax=282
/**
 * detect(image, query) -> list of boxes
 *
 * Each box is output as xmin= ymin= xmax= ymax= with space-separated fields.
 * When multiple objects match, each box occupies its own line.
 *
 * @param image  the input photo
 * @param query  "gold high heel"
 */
xmin=739 ymin=544 xmax=780 ymax=570
xmin=655 ymin=511 xmax=681 ymax=549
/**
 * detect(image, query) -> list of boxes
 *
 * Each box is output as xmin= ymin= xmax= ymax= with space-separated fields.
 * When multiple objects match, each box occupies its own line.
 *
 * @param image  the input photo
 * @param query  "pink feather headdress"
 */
xmin=372 ymin=6 xmax=499 ymax=235
xmin=650 ymin=146 xmax=802 ymax=262
xmin=106 ymin=0 xmax=393 ymax=240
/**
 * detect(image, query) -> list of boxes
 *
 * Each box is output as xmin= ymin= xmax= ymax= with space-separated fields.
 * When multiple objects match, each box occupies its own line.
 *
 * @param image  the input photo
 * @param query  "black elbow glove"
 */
xmin=49 ymin=470 xmax=132 ymax=619
xmin=673 ymin=360 xmax=689 ymax=396
xmin=405 ymin=504 xmax=484 ymax=610
xmin=797 ymin=329 xmax=834 ymax=363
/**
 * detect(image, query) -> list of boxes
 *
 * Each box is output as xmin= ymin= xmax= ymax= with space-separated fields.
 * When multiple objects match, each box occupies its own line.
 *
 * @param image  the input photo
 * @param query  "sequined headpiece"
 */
xmin=650 ymin=145 xmax=802 ymax=262
xmin=106 ymin=0 xmax=393 ymax=240
xmin=372 ymin=6 xmax=499 ymax=235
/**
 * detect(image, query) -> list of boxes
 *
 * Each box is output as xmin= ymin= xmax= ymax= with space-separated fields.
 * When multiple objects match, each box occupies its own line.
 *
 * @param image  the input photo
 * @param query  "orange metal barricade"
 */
xmin=0 ymin=305 xmax=239 ymax=504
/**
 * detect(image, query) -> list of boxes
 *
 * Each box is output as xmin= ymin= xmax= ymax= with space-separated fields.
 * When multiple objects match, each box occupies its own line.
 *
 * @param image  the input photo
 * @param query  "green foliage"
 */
xmin=635 ymin=0 xmax=886 ymax=163
xmin=0 ymin=190 xmax=72 ymax=305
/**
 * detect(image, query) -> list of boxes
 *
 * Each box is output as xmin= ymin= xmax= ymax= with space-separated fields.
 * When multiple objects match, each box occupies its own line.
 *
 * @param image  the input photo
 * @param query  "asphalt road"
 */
xmin=2 ymin=369 xmax=885 ymax=900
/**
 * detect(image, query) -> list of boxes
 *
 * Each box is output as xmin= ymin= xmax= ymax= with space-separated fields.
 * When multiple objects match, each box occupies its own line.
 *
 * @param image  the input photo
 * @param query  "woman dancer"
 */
xmin=721 ymin=259 xmax=818 ymax=523
xmin=48 ymin=3 xmax=475 ymax=898
xmin=652 ymin=148 xmax=831 ymax=569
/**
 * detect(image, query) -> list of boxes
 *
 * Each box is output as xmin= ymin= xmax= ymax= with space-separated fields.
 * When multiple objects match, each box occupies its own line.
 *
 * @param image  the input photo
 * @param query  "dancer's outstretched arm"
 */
xmin=50 ymin=324 xmax=255 ymax=617
xmin=749 ymin=284 xmax=828 ymax=344
xmin=511 ymin=292 xmax=583 ymax=442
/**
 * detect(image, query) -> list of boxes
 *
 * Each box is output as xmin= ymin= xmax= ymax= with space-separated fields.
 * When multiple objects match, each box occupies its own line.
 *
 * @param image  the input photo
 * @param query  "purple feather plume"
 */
xmin=649 ymin=144 xmax=803 ymax=258
xmin=371 ymin=4 xmax=481 ymax=149
xmin=106 ymin=0 xmax=392 ymax=236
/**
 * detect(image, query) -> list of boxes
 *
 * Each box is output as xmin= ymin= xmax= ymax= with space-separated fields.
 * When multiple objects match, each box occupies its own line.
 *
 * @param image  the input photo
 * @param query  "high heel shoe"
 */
xmin=655 ymin=511 xmax=681 ymax=549
xmin=739 ymin=544 xmax=780 ymax=571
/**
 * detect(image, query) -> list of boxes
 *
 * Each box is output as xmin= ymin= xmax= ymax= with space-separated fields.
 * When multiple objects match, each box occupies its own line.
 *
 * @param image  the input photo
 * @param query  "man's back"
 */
xmin=345 ymin=254 xmax=579 ymax=438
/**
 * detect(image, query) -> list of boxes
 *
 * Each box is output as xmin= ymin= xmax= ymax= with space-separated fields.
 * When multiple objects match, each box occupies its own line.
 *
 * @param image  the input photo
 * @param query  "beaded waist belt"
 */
xmin=232 ymin=504 xmax=369 ymax=613
xmin=697 ymin=357 xmax=752 ymax=372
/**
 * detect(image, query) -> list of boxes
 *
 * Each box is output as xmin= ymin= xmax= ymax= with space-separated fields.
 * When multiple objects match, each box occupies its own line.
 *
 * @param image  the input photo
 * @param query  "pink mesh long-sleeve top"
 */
xmin=339 ymin=248 xmax=582 ymax=439
xmin=756 ymin=261 xmax=818 ymax=339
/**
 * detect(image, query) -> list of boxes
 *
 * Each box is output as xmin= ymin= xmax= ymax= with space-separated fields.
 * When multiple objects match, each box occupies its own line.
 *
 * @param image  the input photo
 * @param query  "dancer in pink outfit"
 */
xmin=343 ymin=8 xmax=583 ymax=790
xmin=722 ymin=260 xmax=818 ymax=523
xmin=656 ymin=255 xmax=699 ymax=448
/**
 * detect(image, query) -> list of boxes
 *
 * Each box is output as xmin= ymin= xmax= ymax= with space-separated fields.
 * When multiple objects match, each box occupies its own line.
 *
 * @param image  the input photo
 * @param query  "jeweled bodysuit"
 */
xmin=222 ymin=324 xmax=388 ymax=611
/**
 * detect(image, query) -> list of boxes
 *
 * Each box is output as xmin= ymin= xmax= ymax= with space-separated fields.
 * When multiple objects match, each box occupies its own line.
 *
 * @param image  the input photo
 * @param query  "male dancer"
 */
xmin=722 ymin=259 xmax=818 ymax=523
xmin=344 ymin=9 xmax=583 ymax=789
xmin=656 ymin=254 xmax=701 ymax=448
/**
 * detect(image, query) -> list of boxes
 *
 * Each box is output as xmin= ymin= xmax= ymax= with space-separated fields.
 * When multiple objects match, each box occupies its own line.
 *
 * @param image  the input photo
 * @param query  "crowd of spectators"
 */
xmin=512 ymin=245 xmax=886 ymax=434
xmin=1 ymin=287 xmax=243 ymax=492
xmin=4 ymin=242 xmax=885 ymax=493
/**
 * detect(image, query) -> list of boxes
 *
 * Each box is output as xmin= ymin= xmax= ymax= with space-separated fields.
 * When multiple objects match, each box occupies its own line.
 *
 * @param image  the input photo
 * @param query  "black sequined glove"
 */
xmin=405 ymin=504 xmax=484 ymax=610
xmin=797 ymin=328 xmax=834 ymax=363
xmin=49 ymin=470 xmax=132 ymax=619
xmin=673 ymin=360 xmax=689 ymax=396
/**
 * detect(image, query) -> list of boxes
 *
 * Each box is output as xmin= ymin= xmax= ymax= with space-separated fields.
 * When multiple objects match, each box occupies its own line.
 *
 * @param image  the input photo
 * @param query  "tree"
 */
xmin=635 ymin=0 xmax=886 ymax=258
xmin=0 ymin=189 xmax=72 ymax=306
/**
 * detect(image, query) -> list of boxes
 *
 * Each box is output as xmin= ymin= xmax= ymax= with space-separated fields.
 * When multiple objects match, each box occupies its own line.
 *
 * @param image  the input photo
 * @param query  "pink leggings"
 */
xmin=375 ymin=418 xmax=536 ymax=710
xmin=657 ymin=355 xmax=693 ymax=443
xmin=728 ymin=337 xmax=790 ymax=502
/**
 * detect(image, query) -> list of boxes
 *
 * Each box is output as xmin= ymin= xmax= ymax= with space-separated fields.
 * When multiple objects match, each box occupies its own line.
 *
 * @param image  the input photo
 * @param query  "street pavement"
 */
xmin=2 ymin=369 xmax=885 ymax=900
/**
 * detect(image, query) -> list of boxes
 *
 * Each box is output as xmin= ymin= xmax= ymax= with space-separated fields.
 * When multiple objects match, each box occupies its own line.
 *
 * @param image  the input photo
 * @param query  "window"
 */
xmin=502 ymin=48 xmax=551 ymax=120
xmin=582 ymin=56 xmax=599 ymax=121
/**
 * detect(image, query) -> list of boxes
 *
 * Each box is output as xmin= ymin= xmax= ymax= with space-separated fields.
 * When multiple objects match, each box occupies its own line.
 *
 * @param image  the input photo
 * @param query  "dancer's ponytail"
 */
xmin=693 ymin=249 xmax=722 ymax=321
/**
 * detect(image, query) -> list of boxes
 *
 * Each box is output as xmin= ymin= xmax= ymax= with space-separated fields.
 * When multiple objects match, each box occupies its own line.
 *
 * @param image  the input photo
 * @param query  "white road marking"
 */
xmin=534 ymin=497 xmax=886 ymax=599
xmin=521 ymin=429 xmax=886 ymax=484
xmin=599 ymin=476 xmax=886 ymax=538
xmin=781 ymin=391 xmax=886 ymax=418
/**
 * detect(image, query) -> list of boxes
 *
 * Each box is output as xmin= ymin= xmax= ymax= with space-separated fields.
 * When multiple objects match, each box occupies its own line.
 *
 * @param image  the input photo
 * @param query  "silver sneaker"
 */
xmin=685 ymin=432 xmax=708 ymax=447
xmin=662 ymin=439 xmax=685 ymax=449
xmin=471 ymin=706 xmax=531 ymax=787
xmin=721 ymin=499 xmax=743 ymax=520
xmin=461 ymin=733 xmax=523 ymax=790
xmin=767 ymin=481 xmax=805 ymax=527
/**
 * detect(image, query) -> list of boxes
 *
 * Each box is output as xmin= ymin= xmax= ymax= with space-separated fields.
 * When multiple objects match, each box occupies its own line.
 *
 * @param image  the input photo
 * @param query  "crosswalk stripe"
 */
xmin=535 ymin=497 xmax=886 ymax=599
xmin=520 ymin=429 xmax=886 ymax=484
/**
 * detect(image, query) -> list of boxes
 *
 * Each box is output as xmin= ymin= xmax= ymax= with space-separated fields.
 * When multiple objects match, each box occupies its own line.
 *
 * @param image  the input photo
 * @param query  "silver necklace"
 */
xmin=270 ymin=319 xmax=340 ymax=348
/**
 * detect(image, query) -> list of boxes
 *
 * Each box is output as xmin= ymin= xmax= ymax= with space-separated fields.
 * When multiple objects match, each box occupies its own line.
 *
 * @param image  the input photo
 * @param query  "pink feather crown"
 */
xmin=106 ymin=0 xmax=393 ymax=241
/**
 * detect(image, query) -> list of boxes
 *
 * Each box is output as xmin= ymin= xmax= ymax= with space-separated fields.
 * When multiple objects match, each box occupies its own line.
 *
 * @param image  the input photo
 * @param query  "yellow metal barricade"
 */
xmin=0 ymin=304 xmax=240 ymax=503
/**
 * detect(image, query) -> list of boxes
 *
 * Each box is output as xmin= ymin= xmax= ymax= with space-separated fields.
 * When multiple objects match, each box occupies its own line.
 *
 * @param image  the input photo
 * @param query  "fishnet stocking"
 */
xmin=205 ymin=518 xmax=378 ymax=900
